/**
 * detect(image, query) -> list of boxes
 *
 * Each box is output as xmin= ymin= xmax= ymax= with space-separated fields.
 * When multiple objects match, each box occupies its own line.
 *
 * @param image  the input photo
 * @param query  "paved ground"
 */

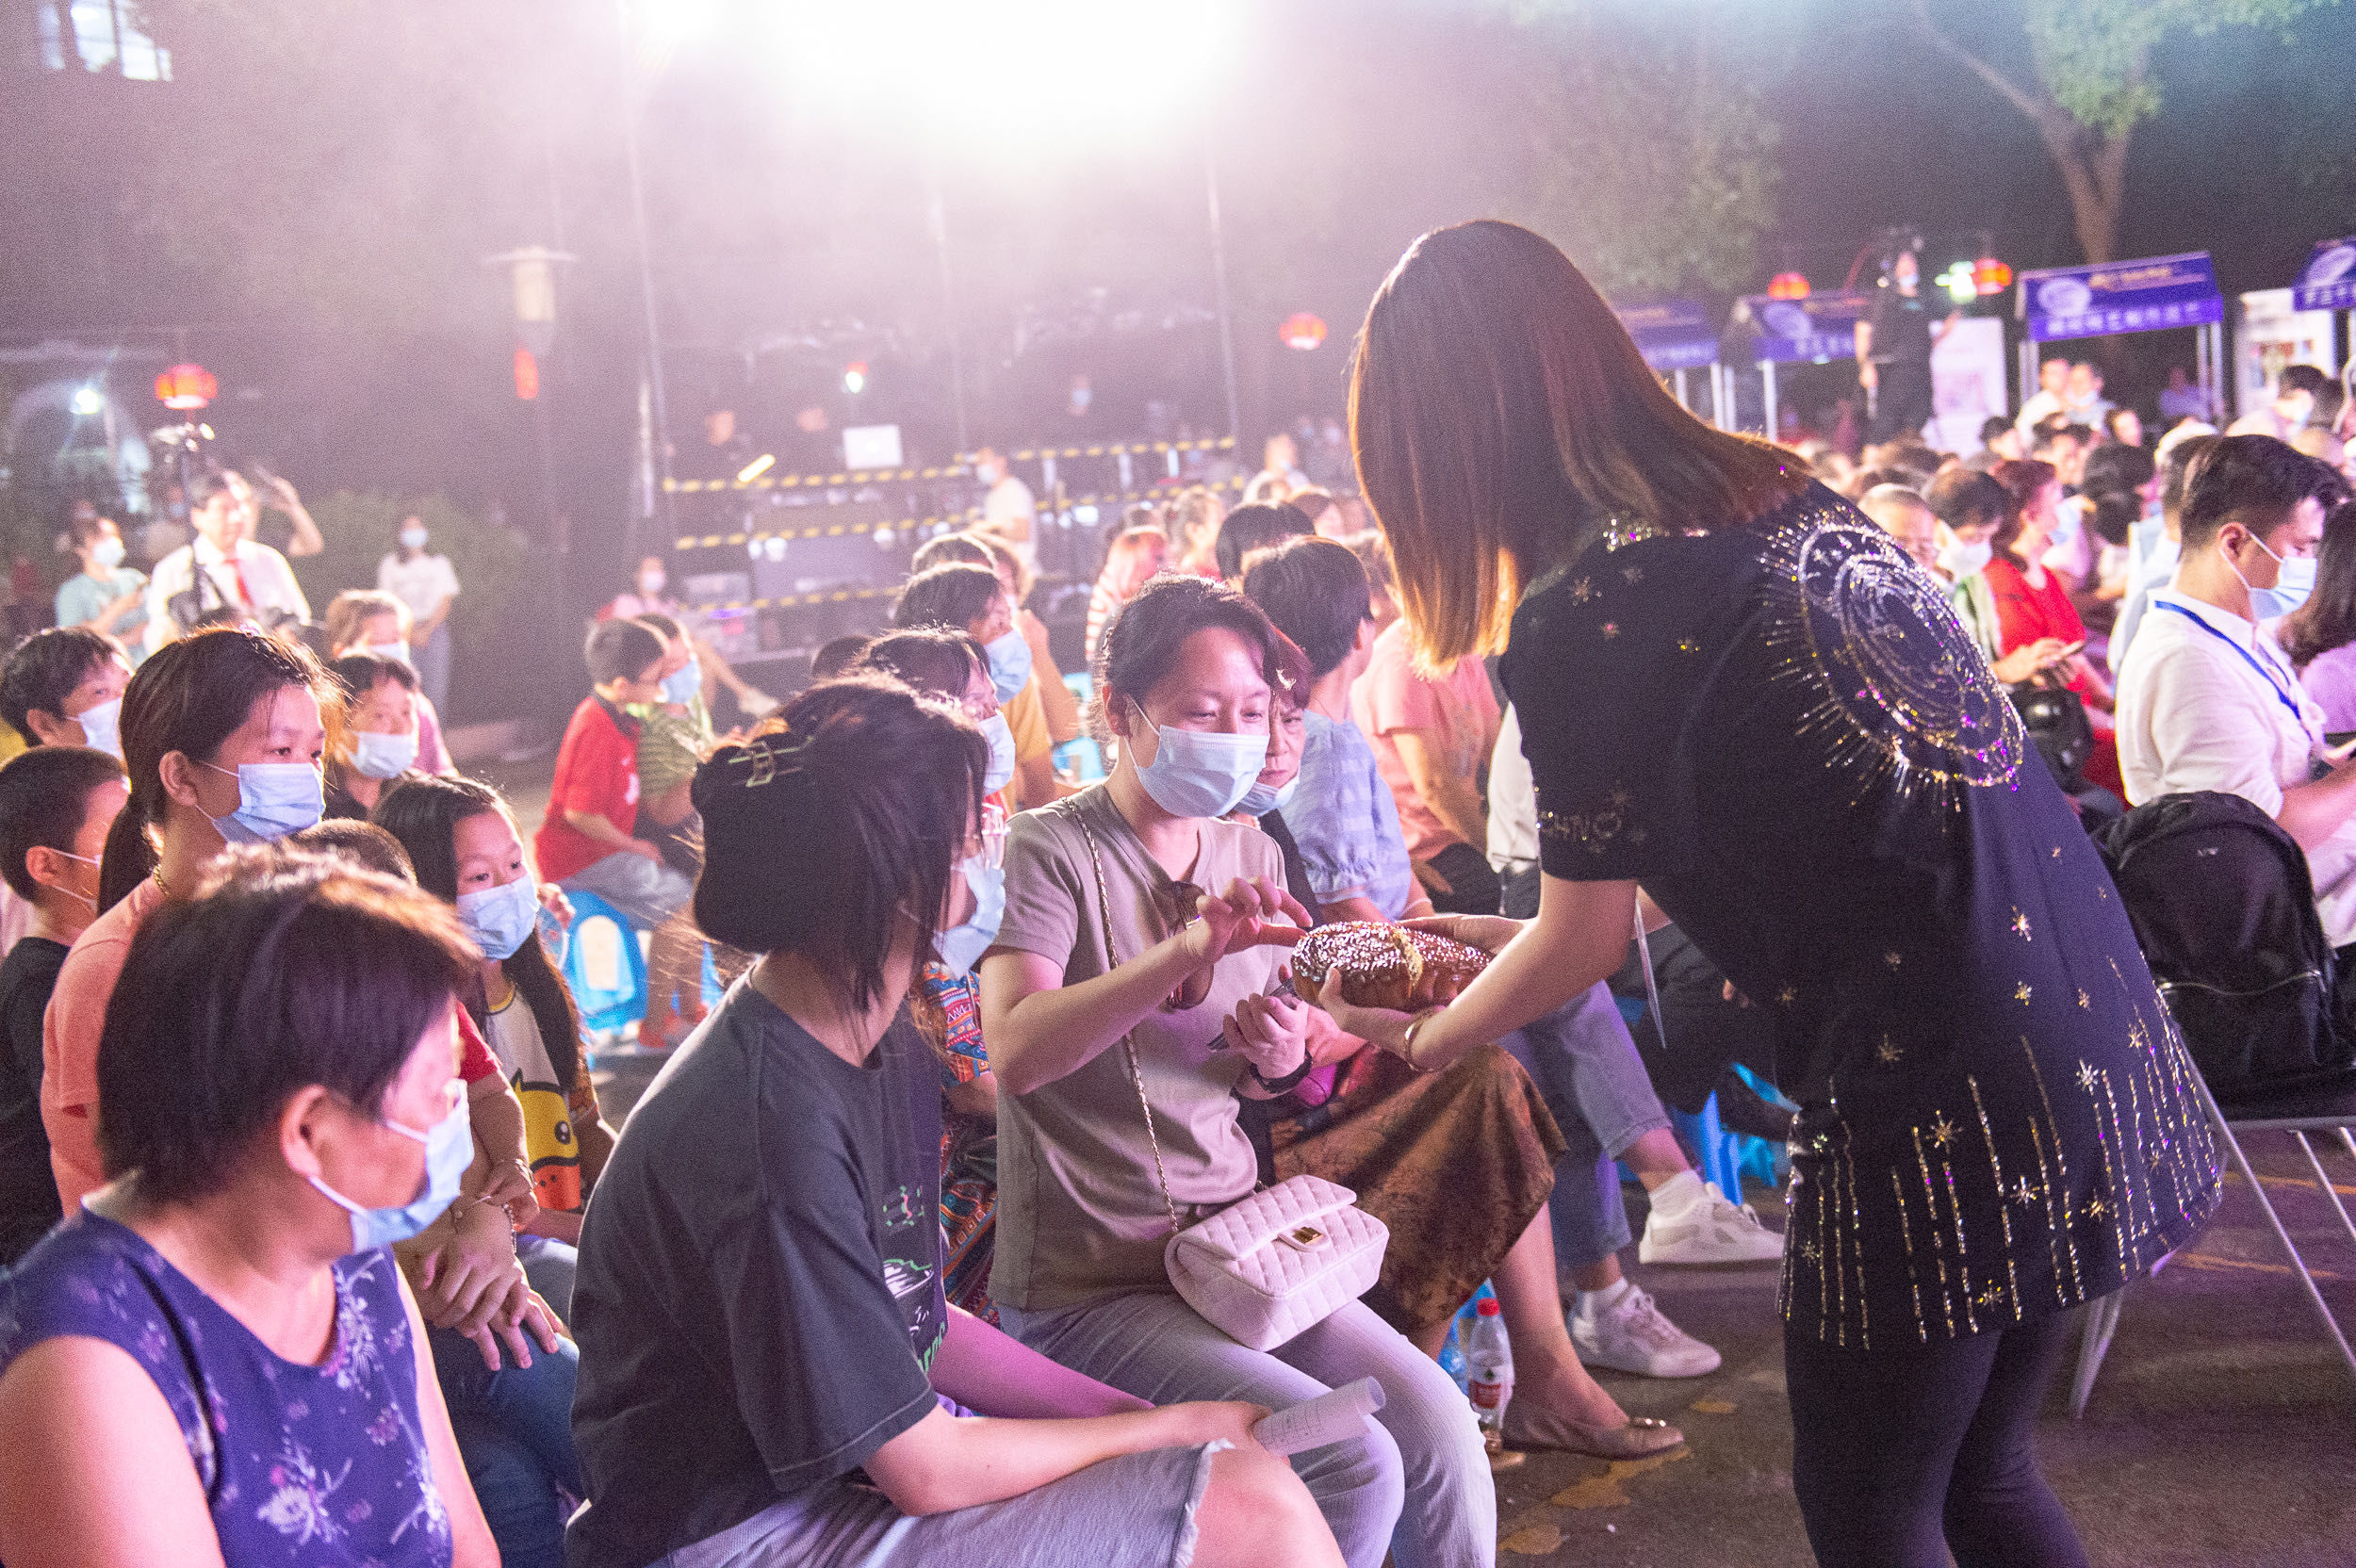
xmin=486 ymin=754 xmax=2356 ymax=1565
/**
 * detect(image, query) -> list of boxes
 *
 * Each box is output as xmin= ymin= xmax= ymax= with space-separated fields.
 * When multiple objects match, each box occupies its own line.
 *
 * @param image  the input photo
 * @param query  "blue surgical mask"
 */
xmin=984 ymin=629 xmax=1033 ymax=705
xmin=350 ymin=729 xmax=417 ymax=780
xmin=365 ymin=642 xmax=411 ymax=664
xmin=2239 ymin=534 xmax=2317 ymax=621
xmin=457 ymin=874 xmax=540 ymax=962
xmin=935 ymin=855 xmax=1006 ymax=977
xmin=1128 ymin=698 xmax=1269 ymax=820
xmin=661 ymin=656 xmax=703 ymax=706
xmin=307 ymin=1086 xmax=471 ymax=1253
xmin=978 ymin=712 xmax=1016 ymax=795
xmin=400 ymin=526 xmax=429 ymax=550
xmin=75 ymin=696 xmax=122 ymax=760
xmin=1235 ymin=773 xmax=1300 ymax=818
xmin=205 ymin=760 xmax=324 ymax=844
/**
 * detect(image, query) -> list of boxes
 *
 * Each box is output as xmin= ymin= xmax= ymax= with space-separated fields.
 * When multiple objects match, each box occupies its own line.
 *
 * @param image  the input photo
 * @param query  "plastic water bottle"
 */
xmin=1464 ymin=1298 xmax=1513 ymax=1432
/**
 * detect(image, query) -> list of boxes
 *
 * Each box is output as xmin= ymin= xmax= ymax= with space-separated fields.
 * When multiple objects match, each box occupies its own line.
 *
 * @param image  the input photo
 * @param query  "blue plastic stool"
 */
xmin=559 ymin=890 xmax=648 ymax=1038
xmin=1669 ymin=1095 xmax=1748 ymax=1203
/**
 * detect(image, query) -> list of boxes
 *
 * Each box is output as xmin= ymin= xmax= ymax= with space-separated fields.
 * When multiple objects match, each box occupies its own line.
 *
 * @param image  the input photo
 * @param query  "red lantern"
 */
xmin=1279 ymin=312 xmax=1328 ymax=351
xmin=513 ymin=346 xmax=540 ymax=401
xmin=1767 ymin=272 xmax=1810 ymax=302
xmin=154 ymin=363 xmax=218 ymax=411
xmin=1972 ymin=257 xmax=2013 ymax=297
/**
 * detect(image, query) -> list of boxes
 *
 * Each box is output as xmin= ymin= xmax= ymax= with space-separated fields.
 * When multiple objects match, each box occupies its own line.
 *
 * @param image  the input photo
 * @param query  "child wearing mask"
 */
xmin=0 ymin=747 xmax=126 ymax=1262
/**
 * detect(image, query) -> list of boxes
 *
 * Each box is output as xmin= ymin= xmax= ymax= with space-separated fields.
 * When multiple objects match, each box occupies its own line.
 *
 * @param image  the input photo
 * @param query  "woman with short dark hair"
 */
xmin=981 ymin=574 xmax=1493 ymax=1568
xmin=568 ymin=675 xmax=1334 ymax=1568
xmin=0 ymin=848 xmax=498 ymax=1567
xmin=1333 ymin=219 xmax=2218 ymax=1568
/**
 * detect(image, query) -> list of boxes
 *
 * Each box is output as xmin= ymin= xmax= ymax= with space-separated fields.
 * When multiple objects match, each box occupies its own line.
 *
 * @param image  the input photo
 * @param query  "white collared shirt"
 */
xmin=143 ymin=535 xmax=309 ymax=654
xmin=2116 ymin=585 xmax=2356 ymax=943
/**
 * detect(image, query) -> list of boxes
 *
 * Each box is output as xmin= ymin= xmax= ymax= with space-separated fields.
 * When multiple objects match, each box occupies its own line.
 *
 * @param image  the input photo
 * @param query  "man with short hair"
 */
xmin=969 ymin=447 xmax=1038 ymax=582
xmin=2064 ymin=362 xmax=2114 ymax=429
xmin=142 ymin=467 xmax=310 ymax=653
xmin=2117 ymin=435 xmax=2356 ymax=941
xmin=1974 ymin=416 xmax=2024 ymax=466
xmin=2229 ymin=364 xmax=2331 ymax=443
xmin=1858 ymin=484 xmax=1939 ymax=573
xmin=2158 ymin=364 xmax=2213 ymax=424
xmin=2015 ymin=357 xmax=2070 ymax=435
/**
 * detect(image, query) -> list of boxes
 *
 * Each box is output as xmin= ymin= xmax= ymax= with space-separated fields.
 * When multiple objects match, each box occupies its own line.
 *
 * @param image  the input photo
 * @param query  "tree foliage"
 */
xmin=1915 ymin=0 xmax=2342 ymax=262
xmin=1493 ymin=6 xmax=1785 ymax=298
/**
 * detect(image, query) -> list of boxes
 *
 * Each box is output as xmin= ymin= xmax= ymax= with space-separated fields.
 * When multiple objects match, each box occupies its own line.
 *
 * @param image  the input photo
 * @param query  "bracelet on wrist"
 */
xmin=1250 ymin=1054 xmax=1317 ymax=1095
xmin=1399 ymin=1007 xmax=1445 ymax=1070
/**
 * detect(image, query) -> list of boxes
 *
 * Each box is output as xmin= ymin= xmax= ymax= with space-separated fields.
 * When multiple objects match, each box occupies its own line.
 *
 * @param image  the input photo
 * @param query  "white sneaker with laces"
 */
xmin=1571 ymin=1285 xmax=1723 ymax=1378
xmin=1637 ymin=1180 xmax=1786 ymax=1265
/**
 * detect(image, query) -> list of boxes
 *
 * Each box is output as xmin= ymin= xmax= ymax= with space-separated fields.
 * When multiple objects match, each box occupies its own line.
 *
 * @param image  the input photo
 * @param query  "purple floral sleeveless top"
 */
xmin=0 ymin=1214 xmax=453 ymax=1567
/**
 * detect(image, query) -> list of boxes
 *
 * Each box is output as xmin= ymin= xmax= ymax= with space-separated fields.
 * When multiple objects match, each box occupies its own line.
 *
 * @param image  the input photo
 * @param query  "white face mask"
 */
xmin=637 ymin=571 xmax=666 ymax=597
xmin=90 ymin=536 xmax=126 ymax=571
xmin=1938 ymin=537 xmax=1994 ymax=582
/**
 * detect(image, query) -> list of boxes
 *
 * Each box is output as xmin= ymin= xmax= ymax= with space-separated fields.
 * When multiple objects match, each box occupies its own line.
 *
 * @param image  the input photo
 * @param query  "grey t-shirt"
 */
xmin=990 ymin=786 xmax=1287 ymax=1311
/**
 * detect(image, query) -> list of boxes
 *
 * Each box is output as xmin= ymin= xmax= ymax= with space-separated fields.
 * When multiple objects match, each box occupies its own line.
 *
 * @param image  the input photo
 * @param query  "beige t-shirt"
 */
xmin=989 ymin=786 xmax=1286 ymax=1311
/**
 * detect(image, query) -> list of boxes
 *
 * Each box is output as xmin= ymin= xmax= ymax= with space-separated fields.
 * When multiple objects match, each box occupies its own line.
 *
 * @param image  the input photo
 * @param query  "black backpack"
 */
xmin=2094 ymin=791 xmax=2356 ymax=1099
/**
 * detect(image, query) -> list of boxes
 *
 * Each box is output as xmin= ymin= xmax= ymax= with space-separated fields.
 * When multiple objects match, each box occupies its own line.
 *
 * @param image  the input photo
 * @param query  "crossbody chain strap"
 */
xmin=1075 ymin=812 xmax=1186 ymax=1237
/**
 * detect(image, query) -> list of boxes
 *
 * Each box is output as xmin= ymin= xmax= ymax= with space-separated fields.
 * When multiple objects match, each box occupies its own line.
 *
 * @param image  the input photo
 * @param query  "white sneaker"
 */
xmin=1637 ymin=1180 xmax=1785 ymax=1265
xmin=1571 ymin=1285 xmax=1722 ymax=1378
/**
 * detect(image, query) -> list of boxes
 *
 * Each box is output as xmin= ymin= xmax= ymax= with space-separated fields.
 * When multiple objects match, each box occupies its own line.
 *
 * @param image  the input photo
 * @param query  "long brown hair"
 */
xmin=1350 ymin=220 xmax=1804 ymax=665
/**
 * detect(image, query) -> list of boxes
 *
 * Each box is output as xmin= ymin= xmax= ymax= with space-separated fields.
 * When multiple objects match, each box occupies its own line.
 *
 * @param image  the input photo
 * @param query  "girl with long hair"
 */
xmin=46 ymin=629 xmax=333 ymax=1212
xmin=1327 ymin=220 xmax=2218 ymax=1568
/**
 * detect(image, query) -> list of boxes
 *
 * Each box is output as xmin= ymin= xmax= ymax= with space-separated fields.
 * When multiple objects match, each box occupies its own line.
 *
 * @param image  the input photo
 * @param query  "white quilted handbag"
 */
xmin=1079 ymin=815 xmax=1389 ymax=1352
xmin=1162 ymin=1174 xmax=1390 ymax=1352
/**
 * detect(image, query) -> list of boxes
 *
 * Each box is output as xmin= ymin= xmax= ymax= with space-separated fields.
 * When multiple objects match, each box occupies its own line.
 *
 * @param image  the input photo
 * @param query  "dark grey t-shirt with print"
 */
xmin=567 ymin=982 xmax=946 ymax=1568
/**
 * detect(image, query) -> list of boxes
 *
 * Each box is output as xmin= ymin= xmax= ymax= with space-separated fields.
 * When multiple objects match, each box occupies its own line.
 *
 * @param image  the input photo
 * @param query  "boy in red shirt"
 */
xmin=535 ymin=619 xmax=702 ymax=1043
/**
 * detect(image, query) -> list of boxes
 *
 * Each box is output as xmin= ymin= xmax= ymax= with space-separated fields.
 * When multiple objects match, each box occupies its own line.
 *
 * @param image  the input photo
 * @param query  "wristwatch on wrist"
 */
xmin=1250 ymin=1054 xmax=1317 ymax=1095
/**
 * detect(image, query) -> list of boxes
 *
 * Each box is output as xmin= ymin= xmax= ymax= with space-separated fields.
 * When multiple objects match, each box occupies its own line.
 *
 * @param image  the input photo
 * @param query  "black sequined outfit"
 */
xmin=1503 ymin=483 xmax=2220 ymax=1348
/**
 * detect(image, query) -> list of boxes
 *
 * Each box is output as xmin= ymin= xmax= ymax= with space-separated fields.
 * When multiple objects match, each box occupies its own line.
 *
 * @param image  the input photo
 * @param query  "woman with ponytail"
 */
xmin=43 ymin=628 xmax=332 ymax=1212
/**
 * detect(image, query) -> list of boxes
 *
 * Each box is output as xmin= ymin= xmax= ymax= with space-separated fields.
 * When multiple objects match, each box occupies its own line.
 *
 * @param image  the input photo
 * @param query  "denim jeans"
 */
xmin=999 ymin=1291 xmax=1493 ymax=1568
xmin=427 ymin=1237 xmax=584 ymax=1568
xmin=1504 ymin=982 xmax=1673 ymax=1273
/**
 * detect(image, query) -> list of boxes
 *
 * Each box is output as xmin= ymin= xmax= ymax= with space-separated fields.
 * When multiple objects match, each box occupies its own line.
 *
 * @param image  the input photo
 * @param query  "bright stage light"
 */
xmin=69 ymin=386 xmax=104 ymax=416
xmin=776 ymin=0 xmax=1238 ymax=148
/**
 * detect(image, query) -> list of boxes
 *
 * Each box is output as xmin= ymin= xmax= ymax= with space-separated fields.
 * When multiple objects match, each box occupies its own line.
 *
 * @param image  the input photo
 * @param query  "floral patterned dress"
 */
xmin=0 ymin=1213 xmax=453 ymax=1566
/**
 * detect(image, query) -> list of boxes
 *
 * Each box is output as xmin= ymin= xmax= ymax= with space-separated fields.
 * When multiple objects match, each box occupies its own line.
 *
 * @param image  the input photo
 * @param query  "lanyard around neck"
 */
xmin=2152 ymin=599 xmax=2308 ymax=728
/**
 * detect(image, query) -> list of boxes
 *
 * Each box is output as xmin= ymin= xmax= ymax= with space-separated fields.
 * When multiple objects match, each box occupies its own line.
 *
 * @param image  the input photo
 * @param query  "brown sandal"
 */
xmin=1501 ymin=1401 xmax=1685 ymax=1459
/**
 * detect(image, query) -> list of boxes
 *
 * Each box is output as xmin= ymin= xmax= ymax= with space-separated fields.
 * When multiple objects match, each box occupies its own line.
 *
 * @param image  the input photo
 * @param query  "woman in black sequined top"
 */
xmin=1317 ymin=220 xmax=2220 ymax=1568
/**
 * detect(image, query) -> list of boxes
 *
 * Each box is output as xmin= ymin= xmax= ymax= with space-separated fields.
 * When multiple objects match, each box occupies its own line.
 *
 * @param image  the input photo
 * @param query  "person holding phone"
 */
xmin=1326 ymin=220 xmax=2219 ymax=1568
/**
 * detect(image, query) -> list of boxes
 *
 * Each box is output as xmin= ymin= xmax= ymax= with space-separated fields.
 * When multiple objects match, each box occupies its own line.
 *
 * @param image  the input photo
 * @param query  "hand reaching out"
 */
xmin=1180 ymin=876 xmax=1309 ymax=970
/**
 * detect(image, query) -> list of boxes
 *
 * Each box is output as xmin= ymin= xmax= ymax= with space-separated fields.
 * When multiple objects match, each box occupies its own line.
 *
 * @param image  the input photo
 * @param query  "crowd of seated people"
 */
xmin=8 ymin=397 xmax=2353 ymax=1568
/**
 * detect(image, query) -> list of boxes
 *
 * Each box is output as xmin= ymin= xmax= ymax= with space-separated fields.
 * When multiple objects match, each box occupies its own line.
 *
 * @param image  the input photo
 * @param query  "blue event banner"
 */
xmin=2018 ymin=252 xmax=2222 ymax=342
xmin=1614 ymin=300 xmax=1720 ymax=371
xmin=2293 ymin=237 xmax=2356 ymax=312
xmin=1735 ymin=293 xmax=1868 ymax=364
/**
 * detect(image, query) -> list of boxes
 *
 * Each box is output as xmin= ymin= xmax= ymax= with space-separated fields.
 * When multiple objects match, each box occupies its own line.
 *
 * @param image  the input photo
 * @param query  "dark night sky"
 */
xmin=0 ymin=0 xmax=2348 ymax=586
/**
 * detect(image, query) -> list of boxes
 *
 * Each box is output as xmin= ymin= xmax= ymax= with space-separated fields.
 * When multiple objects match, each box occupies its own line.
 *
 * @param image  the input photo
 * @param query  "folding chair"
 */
xmin=2070 ymin=1070 xmax=2356 ymax=1416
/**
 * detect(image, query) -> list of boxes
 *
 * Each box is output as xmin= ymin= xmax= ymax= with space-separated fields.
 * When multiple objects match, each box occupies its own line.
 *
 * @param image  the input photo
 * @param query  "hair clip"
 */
xmin=726 ymin=731 xmax=815 ymax=788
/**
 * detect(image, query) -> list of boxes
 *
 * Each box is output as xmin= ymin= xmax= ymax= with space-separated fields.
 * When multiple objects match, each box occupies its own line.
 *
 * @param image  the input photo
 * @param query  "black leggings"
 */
xmin=1786 ymin=1309 xmax=2090 ymax=1568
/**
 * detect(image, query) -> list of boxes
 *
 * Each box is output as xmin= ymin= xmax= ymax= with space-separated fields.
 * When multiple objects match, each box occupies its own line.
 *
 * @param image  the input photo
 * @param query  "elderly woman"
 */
xmin=0 ymin=848 xmax=499 ymax=1566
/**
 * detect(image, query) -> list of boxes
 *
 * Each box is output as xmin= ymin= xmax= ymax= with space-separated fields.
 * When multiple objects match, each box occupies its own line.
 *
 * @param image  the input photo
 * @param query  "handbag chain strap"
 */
xmin=1076 ymin=811 xmax=1186 ymax=1237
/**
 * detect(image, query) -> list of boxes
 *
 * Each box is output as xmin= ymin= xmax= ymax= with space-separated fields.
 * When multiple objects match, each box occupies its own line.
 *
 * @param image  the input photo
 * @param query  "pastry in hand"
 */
xmin=1289 ymin=921 xmax=1493 ymax=1012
